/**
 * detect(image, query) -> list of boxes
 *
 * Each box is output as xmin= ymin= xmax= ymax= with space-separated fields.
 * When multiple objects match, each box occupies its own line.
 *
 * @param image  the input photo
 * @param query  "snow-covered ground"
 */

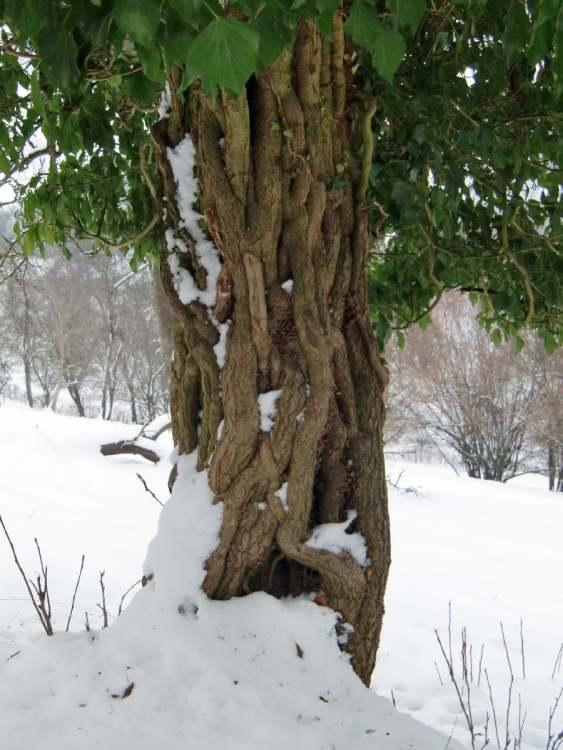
xmin=0 ymin=402 xmax=561 ymax=749
xmin=375 ymin=462 xmax=562 ymax=750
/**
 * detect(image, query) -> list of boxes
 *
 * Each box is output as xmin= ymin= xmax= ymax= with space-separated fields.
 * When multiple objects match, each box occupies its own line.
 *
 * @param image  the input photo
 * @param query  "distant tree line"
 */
xmin=0 ymin=247 xmax=170 ymax=424
xmin=1 ymin=241 xmax=560 ymax=491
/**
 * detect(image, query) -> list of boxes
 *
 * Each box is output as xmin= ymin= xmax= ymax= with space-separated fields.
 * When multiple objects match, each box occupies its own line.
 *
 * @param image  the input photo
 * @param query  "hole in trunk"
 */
xmin=247 ymin=553 xmax=320 ymax=599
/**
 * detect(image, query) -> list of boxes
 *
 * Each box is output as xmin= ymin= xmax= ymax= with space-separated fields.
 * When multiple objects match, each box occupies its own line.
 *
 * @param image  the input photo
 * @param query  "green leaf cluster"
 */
xmin=364 ymin=0 xmax=562 ymax=350
xmin=0 ymin=0 xmax=561 ymax=349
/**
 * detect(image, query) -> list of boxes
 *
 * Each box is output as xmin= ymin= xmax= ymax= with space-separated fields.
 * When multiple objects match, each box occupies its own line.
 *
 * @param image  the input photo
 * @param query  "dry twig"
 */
xmin=551 ymin=643 xmax=563 ymax=681
xmin=136 ymin=473 xmax=164 ymax=506
xmin=0 ymin=515 xmax=53 ymax=635
xmin=117 ymin=578 xmax=142 ymax=616
xmin=65 ymin=554 xmax=86 ymax=632
xmin=547 ymin=688 xmax=563 ymax=750
xmin=97 ymin=571 xmax=109 ymax=629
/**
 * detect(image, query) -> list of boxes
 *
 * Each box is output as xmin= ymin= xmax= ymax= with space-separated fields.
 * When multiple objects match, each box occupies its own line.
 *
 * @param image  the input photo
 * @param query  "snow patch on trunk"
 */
xmin=213 ymin=321 xmax=231 ymax=369
xmin=165 ymin=136 xmax=222 ymax=311
xmin=281 ymin=279 xmax=294 ymax=294
xmin=158 ymin=83 xmax=171 ymax=120
xmin=306 ymin=510 xmax=368 ymax=567
xmin=258 ymin=389 xmax=282 ymax=432
xmin=275 ymin=482 xmax=288 ymax=512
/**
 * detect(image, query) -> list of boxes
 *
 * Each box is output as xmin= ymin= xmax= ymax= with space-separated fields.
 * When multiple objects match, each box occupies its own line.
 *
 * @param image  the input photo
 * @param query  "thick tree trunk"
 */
xmin=152 ymin=21 xmax=390 ymax=686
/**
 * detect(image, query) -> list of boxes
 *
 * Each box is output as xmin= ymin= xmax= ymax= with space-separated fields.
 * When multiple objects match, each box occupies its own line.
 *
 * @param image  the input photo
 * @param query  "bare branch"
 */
xmin=65 ymin=554 xmax=86 ymax=632
xmin=0 ymin=514 xmax=53 ymax=635
xmin=136 ymin=472 xmax=164 ymax=506
xmin=100 ymin=439 xmax=160 ymax=464
xmin=97 ymin=571 xmax=109 ymax=629
xmin=117 ymin=578 xmax=142 ymax=616
xmin=485 ymin=668 xmax=502 ymax=750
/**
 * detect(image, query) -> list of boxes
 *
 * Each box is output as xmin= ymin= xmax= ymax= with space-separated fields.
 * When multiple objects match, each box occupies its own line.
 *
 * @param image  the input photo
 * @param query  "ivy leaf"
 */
xmin=387 ymin=0 xmax=427 ymax=35
xmin=59 ymin=114 xmax=83 ymax=153
xmin=490 ymin=328 xmax=503 ymax=345
xmin=169 ymin=0 xmax=203 ymax=18
xmin=372 ymin=30 xmax=406 ymax=82
xmin=316 ymin=11 xmax=335 ymax=39
xmin=345 ymin=0 xmax=383 ymax=51
xmin=528 ymin=18 xmax=553 ymax=64
xmin=114 ymin=0 xmax=160 ymax=48
xmin=234 ymin=0 xmax=262 ymax=19
xmin=543 ymin=332 xmax=557 ymax=353
xmin=186 ymin=18 xmax=259 ymax=93
xmin=126 ymin=71 xmax=161 ymax=106
xmin=504 ymin=0 xmax=531 ymax=63
xmin=512 ymin=334 xmax=526 ymax=353
xmin=163 ymin=28 xmax=195 ymax=68
xmin=29 ymin=72 xmax=45 ymax=114
xmin=418 ymin=313 xmax=432 ymax=331
xmin=4 ymin=0 xmax=46 ymax=37
xmin=537 ymin=0 xmax=559 ymax=26
xmin=256 ymin=7 xmax=294 ymax=69
xmin=137 ymin=43 xmax=165 ymax=83
xmin=0 ymin=150 xmax=10 ymax=174
xmin=554 ymin=8 xmax=563 ymax=88
xmin=37 ymin=23 xmax=80 ymax=91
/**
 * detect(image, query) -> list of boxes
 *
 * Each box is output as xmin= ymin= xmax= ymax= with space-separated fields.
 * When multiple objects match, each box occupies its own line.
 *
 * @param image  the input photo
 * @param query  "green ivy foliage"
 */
xmin=365 ymin=0 xmax=563 ymax=350
xmin=0 ymin=0 xmax=561 ymax=348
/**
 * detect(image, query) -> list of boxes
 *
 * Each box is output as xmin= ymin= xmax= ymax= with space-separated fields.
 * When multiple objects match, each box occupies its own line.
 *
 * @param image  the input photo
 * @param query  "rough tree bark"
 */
xmin=151 ymin=20 xmax=390 ymax=686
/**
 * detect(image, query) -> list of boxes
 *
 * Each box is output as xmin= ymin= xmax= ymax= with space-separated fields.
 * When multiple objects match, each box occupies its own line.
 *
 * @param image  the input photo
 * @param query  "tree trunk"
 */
xmin=130 ymin=393 xmax=138 ymax=424
xmin=23 ymin=355 xmax=34 ymax=409
xmin=152 ymin=21 xmax=390 ymax=686
xmin=548 ymin=442 xmax=556 ymax=491
xmin=49 ymin=379 xmax=62 ymax=412
xmin=21 ymin=281 xmax=34 ymax=408
xmin=68 ymin=383 xmax=85 ymax=417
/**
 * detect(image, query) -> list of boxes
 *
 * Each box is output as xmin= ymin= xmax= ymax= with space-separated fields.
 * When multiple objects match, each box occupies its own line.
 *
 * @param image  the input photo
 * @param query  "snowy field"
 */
xmin=0 ymin=401 xmax=561 ymax=749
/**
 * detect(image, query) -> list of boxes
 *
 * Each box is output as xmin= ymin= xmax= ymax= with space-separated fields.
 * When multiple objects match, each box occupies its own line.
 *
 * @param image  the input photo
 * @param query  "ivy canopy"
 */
xmin=0 ymin=0 xmax=561 ymax=349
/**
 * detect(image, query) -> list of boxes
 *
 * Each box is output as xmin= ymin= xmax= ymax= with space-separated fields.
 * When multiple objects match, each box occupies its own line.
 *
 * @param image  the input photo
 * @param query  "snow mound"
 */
xmin=0 ymin=443 xmax=462 ymax=750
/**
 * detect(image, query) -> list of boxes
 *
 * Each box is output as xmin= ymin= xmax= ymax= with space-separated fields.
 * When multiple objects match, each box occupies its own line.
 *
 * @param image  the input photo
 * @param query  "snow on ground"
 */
xmin=375 ymin=461 xmax=563 ymax=750
xmin=0 ymin=402 xmax=561 ymax=749
xmin=0 ymin=401 xmax=171 ymax=639
xmin=0 ymin=402 xmax=458 ymax=750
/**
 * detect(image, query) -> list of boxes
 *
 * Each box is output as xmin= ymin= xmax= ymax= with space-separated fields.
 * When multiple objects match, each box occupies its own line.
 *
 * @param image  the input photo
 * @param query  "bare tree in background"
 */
xmin=386 ymin=295 xmax=551 ymax=484
xmin=90 ymin=254 xmax=125 ymax=421
xmin=0 ymin=240 xmax=170 ymax=423
xmin=527 ymin=341 xmax=563 ymax=491
xmin=33 ymin=254 xmax=99 ymax=415
xmin=2 ymin=273 xmax=35 ymax=407
xmin=118 ymin=272 xmax=170 ymax=424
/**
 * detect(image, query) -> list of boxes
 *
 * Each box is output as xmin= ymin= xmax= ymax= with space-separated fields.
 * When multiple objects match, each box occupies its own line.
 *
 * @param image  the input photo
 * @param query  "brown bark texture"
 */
xmin=151 ymin=20 xmax=391 ymax=686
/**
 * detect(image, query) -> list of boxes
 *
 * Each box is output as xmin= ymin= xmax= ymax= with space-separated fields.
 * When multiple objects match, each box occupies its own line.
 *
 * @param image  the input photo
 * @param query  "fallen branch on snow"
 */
xmin=100 ymin=440 xmax=160 ymax=464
